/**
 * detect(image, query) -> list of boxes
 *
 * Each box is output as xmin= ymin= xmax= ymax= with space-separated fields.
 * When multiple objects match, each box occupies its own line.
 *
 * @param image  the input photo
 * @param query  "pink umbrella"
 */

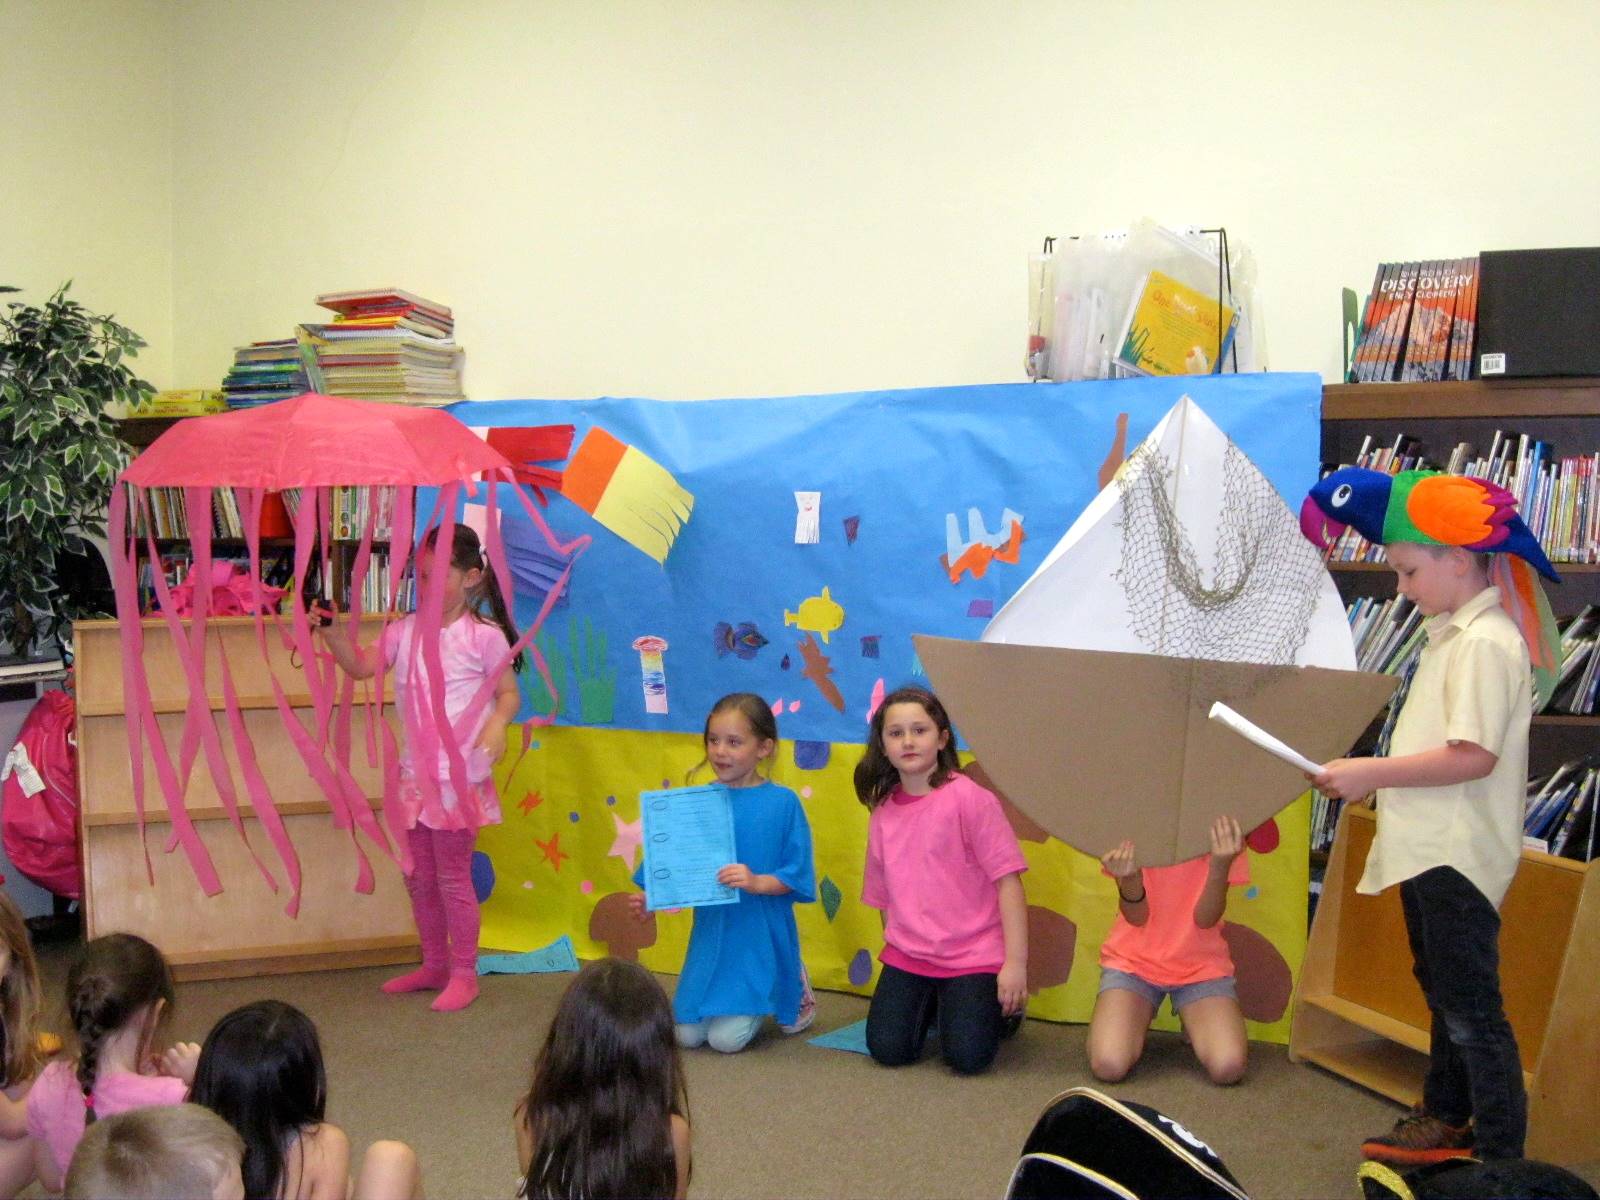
xmin=111 ymin=393 xmax=589 ymax=917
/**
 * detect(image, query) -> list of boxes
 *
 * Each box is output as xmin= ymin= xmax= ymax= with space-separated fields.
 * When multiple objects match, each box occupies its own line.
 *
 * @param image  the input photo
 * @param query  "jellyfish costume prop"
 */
xmin=110 ymin=393 xmax=589 ymax=916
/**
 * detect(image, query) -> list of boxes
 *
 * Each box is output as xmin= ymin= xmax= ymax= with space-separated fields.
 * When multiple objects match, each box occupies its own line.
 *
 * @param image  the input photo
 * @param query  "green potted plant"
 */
xmin=0 ymin=283 xmax=153 ymax=658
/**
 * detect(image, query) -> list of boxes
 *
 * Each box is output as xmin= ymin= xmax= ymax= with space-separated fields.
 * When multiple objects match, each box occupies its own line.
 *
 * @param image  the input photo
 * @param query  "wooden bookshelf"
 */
xmin=1291 ymin=806 xmax=1600 ymax=1164
xmin=1319 ymin=378 xmax=1600 ymax=773
xmin=74 ymin=617 xmax=418 ymax=981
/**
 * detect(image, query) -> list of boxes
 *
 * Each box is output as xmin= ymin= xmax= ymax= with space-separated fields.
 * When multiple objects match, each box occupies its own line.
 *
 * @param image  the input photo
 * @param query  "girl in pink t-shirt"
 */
xmin=26 ymin=934 xmax=199 ymax=1193
xmin=1088 ymin=816 xmax=1250 ymax=1086
xmin=856 ymin=686 xmax=1028 ymax=1076
xmin=319 ymin=523 xmax=521 ymax=1014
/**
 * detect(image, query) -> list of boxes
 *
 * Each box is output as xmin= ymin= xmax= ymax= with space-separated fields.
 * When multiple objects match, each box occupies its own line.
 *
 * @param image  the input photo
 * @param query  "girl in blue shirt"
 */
xmin=631 ymin=693 xmax=815 ymax=1052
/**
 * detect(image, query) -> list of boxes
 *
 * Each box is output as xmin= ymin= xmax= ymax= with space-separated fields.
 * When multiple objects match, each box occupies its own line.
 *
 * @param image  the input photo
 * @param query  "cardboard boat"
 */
xmin=918 ymin=397 xmax=1396 ymax=865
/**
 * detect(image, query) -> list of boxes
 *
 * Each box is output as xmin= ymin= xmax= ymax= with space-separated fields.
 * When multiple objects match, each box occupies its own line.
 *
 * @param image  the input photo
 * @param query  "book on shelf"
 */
xmin=1524 ymin=759 xmax=1600 ymax=860
xmin=1350 ymin=256 xmax=1480 ymax=382
xmin=1113 ymin=270 xmax=1239 ymax=377
xmin=0 ymin=654 xmax=65 ymax=681
xmin=1399 ymin=259 xmax=1472 ymax=383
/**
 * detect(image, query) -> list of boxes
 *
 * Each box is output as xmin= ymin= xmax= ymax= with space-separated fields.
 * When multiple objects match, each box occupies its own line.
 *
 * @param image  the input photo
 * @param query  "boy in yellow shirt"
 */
xmin=1304 ymin=469 xmax=1559 ymax=1165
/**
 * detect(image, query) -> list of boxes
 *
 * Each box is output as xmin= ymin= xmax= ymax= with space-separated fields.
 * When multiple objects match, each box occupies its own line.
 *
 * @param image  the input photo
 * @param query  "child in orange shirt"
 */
xmin=1087 ymin=815 xmax=1249 ymax=1086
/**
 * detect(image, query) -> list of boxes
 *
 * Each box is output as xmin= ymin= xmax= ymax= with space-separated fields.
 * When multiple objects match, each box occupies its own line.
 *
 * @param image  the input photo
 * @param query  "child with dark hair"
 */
xmin=190 ymin=1000 xmax=420 ymax=1200
xmin=627 ymin=692 xmax=816 ymax=1052
xmin=515 ymin=959 xmax=690 ymax=1200
xmin=856 ymin=685 xmax=1028 ymax=1076
xmin=0 ymin=891 xmax=53 ymax=1198
xmin=320 ymin=521 xmax=522 ymax=1012
xmin=64 ymin=1104 xmax=244 ymax=1200
xmin=27 ymin=934 xmax=198 ymax=1192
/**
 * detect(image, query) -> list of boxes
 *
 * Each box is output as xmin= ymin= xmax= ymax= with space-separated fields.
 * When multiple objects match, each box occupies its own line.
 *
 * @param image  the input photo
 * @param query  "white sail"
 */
xmin=984 ymin=395 xmax=1355 ymax=671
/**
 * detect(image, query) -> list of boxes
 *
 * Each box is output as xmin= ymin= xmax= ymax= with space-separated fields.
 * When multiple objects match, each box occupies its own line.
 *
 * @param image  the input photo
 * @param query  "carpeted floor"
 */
xmin=27 ymin=943 xmax=1600 ymax=1199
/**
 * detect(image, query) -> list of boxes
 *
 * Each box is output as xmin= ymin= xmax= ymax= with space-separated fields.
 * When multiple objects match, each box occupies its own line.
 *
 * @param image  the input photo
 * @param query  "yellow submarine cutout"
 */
xmin=785 ymin=586 xmax=845 ymax=643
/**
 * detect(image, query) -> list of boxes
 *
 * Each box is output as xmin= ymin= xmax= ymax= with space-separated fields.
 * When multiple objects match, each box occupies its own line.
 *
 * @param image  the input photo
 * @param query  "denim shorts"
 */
xmin=1098 ymin=967 xmax=1236 ymax=1012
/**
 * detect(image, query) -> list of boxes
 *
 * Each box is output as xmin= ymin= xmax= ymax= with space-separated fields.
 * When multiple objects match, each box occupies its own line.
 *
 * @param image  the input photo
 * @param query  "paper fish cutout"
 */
xmin=713 ymin=620 xmax=768 ymax=661
xmin=942 ymin=507 xmax=1024 ymax=583
xmin=784 ymin=586 xmax=844 ymax=644
xmin=796 ymin=634 xmax=845 ymax=712
xmin=482 ymin=424 xmax=573 ymax=504
xmin=561 ymin=427 xmax=693 ymax=564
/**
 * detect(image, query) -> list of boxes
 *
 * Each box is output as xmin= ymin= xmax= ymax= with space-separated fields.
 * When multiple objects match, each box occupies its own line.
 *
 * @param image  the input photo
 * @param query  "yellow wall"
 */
xmin=10 ymin=2 xmax=1600 ymax=395
xmin=2 ymin=0 xmax=175 ymax=386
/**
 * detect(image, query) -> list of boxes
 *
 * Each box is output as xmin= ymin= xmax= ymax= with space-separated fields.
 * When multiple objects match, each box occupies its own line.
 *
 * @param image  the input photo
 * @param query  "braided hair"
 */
xmin=66 ymin=934 xmax=175 ymax=1125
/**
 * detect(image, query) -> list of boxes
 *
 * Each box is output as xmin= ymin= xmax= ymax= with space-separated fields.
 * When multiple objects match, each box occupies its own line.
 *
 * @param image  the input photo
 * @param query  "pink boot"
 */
xmin=382 ymin=965 xmax=449 ymax=994
xmin=431 ymin=975 xmax=479 ymax=1012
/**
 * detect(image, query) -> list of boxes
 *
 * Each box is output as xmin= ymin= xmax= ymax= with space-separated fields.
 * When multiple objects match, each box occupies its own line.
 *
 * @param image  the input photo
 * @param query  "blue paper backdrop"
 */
xmin=440 ymin=373 xmax=1321 ymax=743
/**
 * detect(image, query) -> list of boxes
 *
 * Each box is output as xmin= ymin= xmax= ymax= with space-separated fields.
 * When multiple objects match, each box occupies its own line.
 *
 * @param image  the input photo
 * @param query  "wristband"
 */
xmin=1119 ymin=885 xmax=1147 ymax=905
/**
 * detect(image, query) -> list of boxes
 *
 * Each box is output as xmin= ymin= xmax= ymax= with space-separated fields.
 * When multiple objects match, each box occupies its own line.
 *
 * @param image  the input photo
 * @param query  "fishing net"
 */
xmin=1114 ymin=440 xmax=1325 ymax=665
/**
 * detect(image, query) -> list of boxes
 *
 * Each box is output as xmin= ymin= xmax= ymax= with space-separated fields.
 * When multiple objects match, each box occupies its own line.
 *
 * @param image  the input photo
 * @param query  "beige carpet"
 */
xmin=30 ymin=944 xmax=1600 ymax=1199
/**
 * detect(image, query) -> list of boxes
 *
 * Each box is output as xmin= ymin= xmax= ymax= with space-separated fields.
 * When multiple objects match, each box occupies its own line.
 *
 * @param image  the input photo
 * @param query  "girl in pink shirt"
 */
xmin=320 ymin=523 xmax=521 ymax=1014
xmin=1088 ymin=816 xmax=1250 ymax=1086
xmin=856 ymin=686 xmax=1028 ymax=1075
xmin=26 ymin=934 xmax=199 ymax=1193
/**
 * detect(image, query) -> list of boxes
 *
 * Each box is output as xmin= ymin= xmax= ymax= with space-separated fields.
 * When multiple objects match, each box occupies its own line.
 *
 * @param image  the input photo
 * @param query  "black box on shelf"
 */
xmin=1476 ymin=246 xmax=1600 ymax=379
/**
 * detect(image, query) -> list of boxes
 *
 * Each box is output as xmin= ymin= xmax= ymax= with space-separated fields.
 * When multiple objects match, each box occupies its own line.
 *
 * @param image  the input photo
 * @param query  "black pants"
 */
xmin=1400 ymin=866 xmax=1527 ymax=1159
xmin=866 ymin=962 xmax=1003 ymax=1075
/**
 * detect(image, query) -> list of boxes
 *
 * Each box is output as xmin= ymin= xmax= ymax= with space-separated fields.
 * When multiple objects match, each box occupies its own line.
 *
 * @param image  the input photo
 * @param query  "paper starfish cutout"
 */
xmin=535 ymin=831 xmax=568 ymax=872
xmin=607 ymin=814 xmax=643 ymax=871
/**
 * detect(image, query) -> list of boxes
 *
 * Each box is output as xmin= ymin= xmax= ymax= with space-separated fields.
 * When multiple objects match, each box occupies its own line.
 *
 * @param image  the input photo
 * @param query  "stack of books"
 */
xmin=221 ymin=338 xmax=313 ymax=409
xmin=1550 ymin=605 xmax=1600 ymax=716
xmin=297 ymin=289 xmax=465 ymax=406
xmin=1349 ymin=257 xmax=1480 ymax=383
xmin=278 ymin=486 xmax=397 ymax=541
xmin=1524 ymin=758 xmax=1599 ymax=859
xmin=1319 ymin=432 xmax=1599 ymax=566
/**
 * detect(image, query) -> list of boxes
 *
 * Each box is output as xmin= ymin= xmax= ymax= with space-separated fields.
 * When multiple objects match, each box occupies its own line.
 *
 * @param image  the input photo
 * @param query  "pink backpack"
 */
xmin=1 ymin=689 xmax=82 ymax=899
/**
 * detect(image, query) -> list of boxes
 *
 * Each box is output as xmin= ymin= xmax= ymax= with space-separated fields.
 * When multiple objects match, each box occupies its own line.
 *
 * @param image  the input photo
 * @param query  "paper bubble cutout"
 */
xmin=1246 ymin=817 xmax=1280 ymax=854
xmin=819 ymin=876 xmax=842 ymax=921
xmin=589 ymin=891 xmax=657 ymax=961
xmin=848 ymin=948 xmax=874 ymax=987
xmin=794 ymin=741 xmax=831 ymax=770
xmin=1026 ymin=905 xmax=1077 ymax=993
xmin=471 ymin=851 xmax=495 ymax=903
xmin=1222 ymin=921 xmax=1293 ymax=1023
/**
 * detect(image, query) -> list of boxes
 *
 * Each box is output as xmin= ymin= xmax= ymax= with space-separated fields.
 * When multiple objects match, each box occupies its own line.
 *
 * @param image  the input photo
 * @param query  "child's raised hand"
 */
xmin=717 ymin=864 xmax=755 ymax=892
xmin=158 ymin=1041 xmax=201 ymax=1086
xmin=626 ymin=892 xmax=649 ymax=922
xmin=1100 ymin=840 xmax=1138 ymax=878
xmin=1208 ymin=815 xmax=1244 ymax=863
